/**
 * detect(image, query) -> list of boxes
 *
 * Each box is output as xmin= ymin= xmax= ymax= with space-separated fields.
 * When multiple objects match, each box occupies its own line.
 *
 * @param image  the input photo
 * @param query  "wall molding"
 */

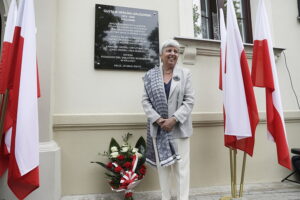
xmin=174 ymin=37 xmax=285 ymax=65
xmin=53 ymin=111 xmax=300 ymax=132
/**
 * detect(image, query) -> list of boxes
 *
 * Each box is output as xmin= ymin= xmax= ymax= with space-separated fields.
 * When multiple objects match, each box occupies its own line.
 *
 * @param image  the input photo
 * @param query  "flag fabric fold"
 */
xmin=0 ymin=0 xmax=17 ymax=177
xmin=2 ymin=0 xmax=41 ymax=199
xmin=219 ymin=8 xmax=226 ymax=91
xmin=219 ymin=0 xmax=259 ymax=156
xmin=252 ymin=0 xmax=291 ymax=169
xmin=0 ymin=0 xmax=17 ymax=94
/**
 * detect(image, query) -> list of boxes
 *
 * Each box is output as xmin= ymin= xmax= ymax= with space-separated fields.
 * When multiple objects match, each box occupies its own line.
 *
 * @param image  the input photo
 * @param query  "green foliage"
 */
xmin=135 ymin=136 xmax=146 ymax=169
xmin=122 ymin=132 xmax=132 ymax=144
xmin=193 ymin=4 xmax=201 ymax=37
xmin=109 ymin=138 xmax=121 ymax=154
xmin=91 ymin=161 xmax=117 ymax=174
xmin=224 ymin=0 xmax=242 ymax=18
xmin=135 ymin=136 xmax=146 ymax=155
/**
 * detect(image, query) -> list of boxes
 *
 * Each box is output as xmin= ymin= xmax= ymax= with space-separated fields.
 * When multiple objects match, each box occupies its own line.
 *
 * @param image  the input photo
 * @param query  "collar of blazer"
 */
xmin=159 ymin=65 xmax=180 ymax=98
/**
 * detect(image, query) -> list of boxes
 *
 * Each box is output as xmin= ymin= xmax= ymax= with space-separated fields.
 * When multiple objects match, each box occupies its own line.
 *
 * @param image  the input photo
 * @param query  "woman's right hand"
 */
xmin=156 ymin=118 xmax=165 ymax=126
xmin=160 ymin=117 xmax=177 ymax=132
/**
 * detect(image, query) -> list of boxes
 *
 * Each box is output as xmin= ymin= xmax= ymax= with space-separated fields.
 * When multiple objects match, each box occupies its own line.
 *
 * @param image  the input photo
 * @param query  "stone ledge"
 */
xmin=174 ymin=37 xmax=285 ymax=65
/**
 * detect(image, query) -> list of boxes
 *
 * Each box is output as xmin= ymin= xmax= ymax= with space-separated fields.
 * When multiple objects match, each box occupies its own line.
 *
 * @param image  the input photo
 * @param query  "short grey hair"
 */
xmin=160 ymin=39 xmax=180 ymax=54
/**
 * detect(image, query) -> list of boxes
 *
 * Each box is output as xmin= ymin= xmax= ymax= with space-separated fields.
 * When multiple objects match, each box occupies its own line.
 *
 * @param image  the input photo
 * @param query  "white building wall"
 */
xmin=54 ymin=0 xmax=182 ymax=114
xmin=53 ymin=0 xmax=300 ymax=196
xmin=1 ymin=0 xmax=298 ymax=198
xmin=271 ymin=0 xmax=300 ymax=111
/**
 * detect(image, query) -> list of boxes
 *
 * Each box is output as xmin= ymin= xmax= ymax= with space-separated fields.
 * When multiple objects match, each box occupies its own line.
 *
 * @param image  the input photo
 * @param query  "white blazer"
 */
xmin=142 ymin=65 xmax=195 ymax=139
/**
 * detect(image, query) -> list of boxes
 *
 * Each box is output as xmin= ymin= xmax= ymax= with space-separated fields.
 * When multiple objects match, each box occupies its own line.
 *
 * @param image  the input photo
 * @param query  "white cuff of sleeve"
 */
xmin=172 ymin=116 xmax=178 ymax=122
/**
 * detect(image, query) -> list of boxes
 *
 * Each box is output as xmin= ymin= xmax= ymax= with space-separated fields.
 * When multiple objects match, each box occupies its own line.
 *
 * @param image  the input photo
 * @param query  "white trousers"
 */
xmin=153 ymin=138 xmax=190 ymax=200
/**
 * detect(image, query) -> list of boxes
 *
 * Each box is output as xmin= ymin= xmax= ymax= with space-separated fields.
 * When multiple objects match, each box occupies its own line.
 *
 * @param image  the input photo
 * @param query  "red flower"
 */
xmin=139 ymin=165 xmax=146 ymax=175
xmin=117 ymin=155 xmax=125 ymax=160
xmin=123 ymin=162 xmax=131 ymax=169
xmin=106 ymin=162 xmax=113 ymax=168
xmin=125 ymin=192 xmax=133 ymax=198
xmin=114 ymin=166 xmax=123 ymax=173
xmin=138 ymin=174 xmax=144 ymax=179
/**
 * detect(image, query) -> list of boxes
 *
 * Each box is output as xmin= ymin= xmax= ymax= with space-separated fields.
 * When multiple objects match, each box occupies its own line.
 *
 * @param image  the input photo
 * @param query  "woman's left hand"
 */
xmin=160 ymin=117 xmax=177 ymax=132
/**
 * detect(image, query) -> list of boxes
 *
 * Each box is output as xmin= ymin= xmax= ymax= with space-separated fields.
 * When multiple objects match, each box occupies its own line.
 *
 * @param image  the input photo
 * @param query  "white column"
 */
xmin=33 ymin=0 xmax=61 ymax=199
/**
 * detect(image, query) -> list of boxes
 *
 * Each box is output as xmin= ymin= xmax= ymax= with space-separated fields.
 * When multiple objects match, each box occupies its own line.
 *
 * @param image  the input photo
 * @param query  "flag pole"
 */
xmin=230 ymin=148 xmax=234 ymax=197
xmin=0 ymin=90 xmax=9 ymax=139
xmin=219 ymin=148 xmax=235 ymax=200
xmin=239 ymin=152 xmax=247 ymax=197
xmin=233 ymin=149 xmax=238 ymax=198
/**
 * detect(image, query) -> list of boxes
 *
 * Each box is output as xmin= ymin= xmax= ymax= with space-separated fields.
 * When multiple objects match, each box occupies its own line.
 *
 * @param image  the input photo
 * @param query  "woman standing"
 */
xmin=142 ymin=39 xmax=195 ymax=200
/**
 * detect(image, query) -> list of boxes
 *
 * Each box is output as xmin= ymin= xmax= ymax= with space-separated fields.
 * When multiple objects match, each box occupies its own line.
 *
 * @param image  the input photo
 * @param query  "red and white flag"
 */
xmin=219 ymin=0 xmax=259 ymax=156
xmin=0 ymin=0 xmax=17 ymax=177
xmin=6 ymin=0 xmax=40 ymax=198
xmin=252 ymin=0 xmax=291 ymax=169
xmin=219 ymin=8 xmax=226 ymax=91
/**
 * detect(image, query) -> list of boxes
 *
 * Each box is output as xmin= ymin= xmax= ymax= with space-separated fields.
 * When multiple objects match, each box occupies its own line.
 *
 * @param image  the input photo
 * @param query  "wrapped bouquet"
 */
xmin=92 ymin=133 xmax=146 ymax=200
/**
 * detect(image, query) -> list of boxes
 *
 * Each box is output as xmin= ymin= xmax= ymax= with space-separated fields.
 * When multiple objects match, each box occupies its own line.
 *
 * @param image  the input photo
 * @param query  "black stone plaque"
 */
xmin=94 ymin=4 xmax=159 ymax=70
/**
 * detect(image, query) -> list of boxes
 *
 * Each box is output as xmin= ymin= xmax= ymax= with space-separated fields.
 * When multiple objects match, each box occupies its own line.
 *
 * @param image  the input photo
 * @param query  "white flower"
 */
xmin=132 ymin=148 xmax=139 ymax=153
xmin=121 ymin=144 xmax=129 ymax=147
xmin=110 ymin=146 xmax=118 ymax=152
xmin=136 ymin=152 xmax=143 ymax=158
xmin=121 ymin=146 xmax=129 ymax=152
xmin=110 ymin=152 xmax=119 ymax=158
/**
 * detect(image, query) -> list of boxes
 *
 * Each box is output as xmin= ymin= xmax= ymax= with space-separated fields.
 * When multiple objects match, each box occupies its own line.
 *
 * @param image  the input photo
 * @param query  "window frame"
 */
xmin=195 ymin=0 xmax=253 ymax=43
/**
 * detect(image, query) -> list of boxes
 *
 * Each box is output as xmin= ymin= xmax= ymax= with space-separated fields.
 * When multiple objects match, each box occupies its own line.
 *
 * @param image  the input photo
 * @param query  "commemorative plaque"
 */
xmin=94 ymin=4 xmax=159 ymax=70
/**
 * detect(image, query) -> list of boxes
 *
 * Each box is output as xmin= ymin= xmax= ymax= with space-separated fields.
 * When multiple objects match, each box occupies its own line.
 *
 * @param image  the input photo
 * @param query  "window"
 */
xmin=298 ymin=0 xmax=300 ymax=19
xmin=193 ymin=0 xmax=253 ymax=43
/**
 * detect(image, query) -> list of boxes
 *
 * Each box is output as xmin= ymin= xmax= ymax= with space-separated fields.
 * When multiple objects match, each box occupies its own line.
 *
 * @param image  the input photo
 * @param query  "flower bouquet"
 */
xmin=92 ymin=133 xmax=146 ymax=200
